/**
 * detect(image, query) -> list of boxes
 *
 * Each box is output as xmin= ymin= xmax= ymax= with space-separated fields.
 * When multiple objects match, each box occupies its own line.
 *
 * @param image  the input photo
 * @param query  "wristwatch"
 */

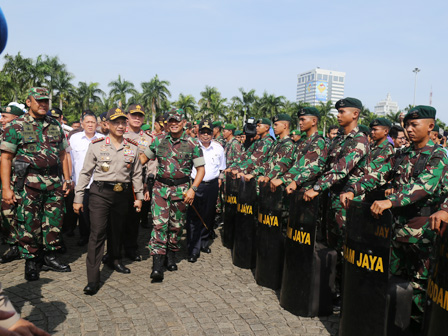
xmin=313 ymin=185 xmax=321 ymax=192
xmin=65 ymin=179 xmax=73 ymax=184
xmin=191 ymin=186 xmax=198 ymax=192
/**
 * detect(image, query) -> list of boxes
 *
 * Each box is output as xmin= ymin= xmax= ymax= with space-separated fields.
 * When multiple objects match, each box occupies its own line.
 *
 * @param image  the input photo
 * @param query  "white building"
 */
xmin=296 ymin=68 xmax=345 ymax=107
xmin=374 ymin=93 xmax=399 ymax=116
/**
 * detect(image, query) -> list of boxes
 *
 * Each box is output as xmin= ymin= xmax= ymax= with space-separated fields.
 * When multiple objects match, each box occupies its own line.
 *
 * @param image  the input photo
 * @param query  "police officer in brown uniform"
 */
xmin=73 ymin=108 xmax=144 ymax=295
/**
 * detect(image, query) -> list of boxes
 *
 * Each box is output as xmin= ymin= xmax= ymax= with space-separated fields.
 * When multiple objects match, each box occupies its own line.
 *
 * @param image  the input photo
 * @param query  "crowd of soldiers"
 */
xmin=0 ymin=87 xmax=447 ymax=334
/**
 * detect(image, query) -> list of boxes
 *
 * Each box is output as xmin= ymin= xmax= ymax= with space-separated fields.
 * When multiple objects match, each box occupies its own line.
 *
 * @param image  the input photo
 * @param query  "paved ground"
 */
xmin=0 ymin=227 xmax=339 ymax=335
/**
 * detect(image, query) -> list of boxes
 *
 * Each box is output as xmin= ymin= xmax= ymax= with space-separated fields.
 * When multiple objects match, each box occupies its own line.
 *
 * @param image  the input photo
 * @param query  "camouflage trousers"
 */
xmin=0 ymin=182 xmax=18 ymax=245
xmin=16 ymin=185 xmax=64 ymax=259
xmin=327 ymin=192 xmax=346 ymax=253
xmin=149 ymin=181 xmax=189 ymax=255
xmin=390 ymin=216 xmax=436 ymax=323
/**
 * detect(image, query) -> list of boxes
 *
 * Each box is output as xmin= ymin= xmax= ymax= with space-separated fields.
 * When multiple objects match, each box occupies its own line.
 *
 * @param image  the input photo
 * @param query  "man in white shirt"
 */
xmin=69 ymin=112 xmax=103 ymax=246
xmin=186 ymin=119 xmax=226 ymax=262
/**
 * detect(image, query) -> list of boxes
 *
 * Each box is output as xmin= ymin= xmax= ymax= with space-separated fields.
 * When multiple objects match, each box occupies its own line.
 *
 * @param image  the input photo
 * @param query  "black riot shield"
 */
xmin=255 ymin=182 xmax=285 ymax=289
xmin=222 ymin=173 xmax=239 ymax=248
xmin=232 ymin=178 xmax=257 ymax=269
xmin=339 ymin=201 xmax=393 ymax=336
xmin=424 ymin=228 xmax=448 ymax=336
xmin=280 ymin=191 xmax=336 ymax=316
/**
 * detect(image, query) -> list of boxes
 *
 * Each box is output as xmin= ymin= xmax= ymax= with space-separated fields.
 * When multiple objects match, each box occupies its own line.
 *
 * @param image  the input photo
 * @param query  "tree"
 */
xmin=316 ymin=101 xmax=335 ymax=135
xmin=108 ymin=75 xmax=137 ymax=107
xmin=77 ymin=82 xmax=104 ymax=110
xmin=1 ymin=52 xmax=34 ymax=102
xmin=258 ymin=92 xmax=285 ymax=119
xmin=174 ymin=94 xmax=197 ymax=121
xmin=141 ymin=75 xmax=171 ymax=130
xmin=386 ymin=111 xmax=402 ymax=124
xmin=359 ymin=106 xmax=378 ymax=126
xmin=53 ymin=70 xmax=75 ymax=110
xmin=231 ymin=88 xmax=256 ymax=123
xmin=198 ymin=86 xmax=221 ymax=112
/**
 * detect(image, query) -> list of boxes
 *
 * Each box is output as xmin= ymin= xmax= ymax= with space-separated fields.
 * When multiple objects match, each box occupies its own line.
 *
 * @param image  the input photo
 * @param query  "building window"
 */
xmin=323 ymin=75 xmax=328 ymax=80
xmin=339 ymin=77 xmax=344 ymax=82
xmin=318 ymin=74 xmax=322 ymax=80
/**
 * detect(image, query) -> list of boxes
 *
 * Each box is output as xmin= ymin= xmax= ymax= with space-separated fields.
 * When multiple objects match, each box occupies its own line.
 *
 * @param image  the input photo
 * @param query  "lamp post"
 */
xmin=413 ymin=68 xmax=420 ymax=106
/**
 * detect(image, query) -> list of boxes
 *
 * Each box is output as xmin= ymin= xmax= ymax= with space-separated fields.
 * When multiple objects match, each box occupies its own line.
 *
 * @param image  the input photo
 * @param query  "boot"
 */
xmin=150 ymin=254 xmax=164 ymax=281
xmin=25 ymin=259 xmax=40 ymax=281
xmin=41 ymin=253 xmax=71 ymax=272
xmin=0 ymin=245 xmax=20 ymax=263
xmin=166 ymin=250 xmax=178 ymax=271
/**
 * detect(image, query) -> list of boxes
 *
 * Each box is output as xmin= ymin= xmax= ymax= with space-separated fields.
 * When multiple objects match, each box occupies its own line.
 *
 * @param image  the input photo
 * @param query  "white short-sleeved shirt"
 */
xmin=70 ymin=131 xmax=103 ymax=187
xmin=191 ymin=140 xmax=226 ymax=181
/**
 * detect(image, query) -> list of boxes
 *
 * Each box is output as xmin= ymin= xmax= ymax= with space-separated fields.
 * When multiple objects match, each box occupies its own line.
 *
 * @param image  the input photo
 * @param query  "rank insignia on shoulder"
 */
xmin=125 ymin=138 xmax=139 ymax=146
xmin=92 ymin=137 xmax=105 ymax=144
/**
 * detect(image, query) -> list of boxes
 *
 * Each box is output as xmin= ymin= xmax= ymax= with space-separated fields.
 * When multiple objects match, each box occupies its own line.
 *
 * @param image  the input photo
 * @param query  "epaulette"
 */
xmin=92 ymin=137 xmax=105 ymax=144
xmin=125 ymin=138 xmax=139 ymax=146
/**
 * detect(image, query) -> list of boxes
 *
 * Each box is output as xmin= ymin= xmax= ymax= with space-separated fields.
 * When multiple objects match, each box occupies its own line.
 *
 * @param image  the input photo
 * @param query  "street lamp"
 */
xmin=413 ymin=68 xmax=420 ymax=106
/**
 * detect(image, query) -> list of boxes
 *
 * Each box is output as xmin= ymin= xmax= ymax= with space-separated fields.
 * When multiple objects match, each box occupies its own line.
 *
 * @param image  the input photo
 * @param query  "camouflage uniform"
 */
xmin=232 ymin=135 xmax=275 ymax=174
xmin=0 ymin=113 xmax=68 ymax=259
xmin=144 ymin=131 xmax=205 ymax=255
xmin=252 ymin=135 xmax=295 ymax=178
xmin=224 ymin=137 xmax=242 ymax=168
xmin=215 ymin=134 xmax=226 ymax=148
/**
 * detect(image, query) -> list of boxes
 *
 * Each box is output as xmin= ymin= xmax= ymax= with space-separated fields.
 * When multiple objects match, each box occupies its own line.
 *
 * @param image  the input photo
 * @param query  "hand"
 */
xmin=231 ymin=169 xmax=239 ymax=176
xmin=270 ymin=179 xmax=283 ymax=192
xmin=144 ymin=190 xmax=151 ymax=202
xmin=430 ymin=210 xmax=448 ymax=236
xmin=286 ymin=182 xmax=297 ymax=194
xmin=218 ymin=179 xmax=222 ymax=188
xmin=224 ymin=168 xmax=231 ymax=173
xmin=303 ymin=189 xmax=319 ymax=202
xmin=183 ymin=188 xmax=196 ymax=205
xmin=244 ymin=174 xmax=254 ymax=182
xmin=258 ymin=176 xmax=270 ymax=184
xmin=62 ymin=181 xmax=72 ymax=197
xmin=385 ymin=188 xmax=395 ymax=196
xmin=134 ymin=200 xmax=142 ymax=212
xmin=340 ymin=192 xmax=354 ymax=209
xmin=2 ymin=188 xmax=16 ymax=206
xmin=9 ymin=317 xmax=50 ymax=336
xmin=73 ymin=203 xmax=83 ymax=215
xmin=370 ymin=200 xmax=393 ymax=219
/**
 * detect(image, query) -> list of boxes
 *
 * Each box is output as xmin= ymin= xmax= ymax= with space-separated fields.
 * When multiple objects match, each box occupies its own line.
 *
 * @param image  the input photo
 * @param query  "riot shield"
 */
xmin=254 ymin=182 xmax=285 ymax=289
xmin=424 ymin=228 xmax=448 ymax=336
xmin=280 ymin=191 xmax=336 ymax=316
xmin=222 ymin=172 xmax=239 ymax=248
xmin=232 ymin=178 xmax=257 ymax=269
xmin=339 ymin=201 xmax=393 ymax=336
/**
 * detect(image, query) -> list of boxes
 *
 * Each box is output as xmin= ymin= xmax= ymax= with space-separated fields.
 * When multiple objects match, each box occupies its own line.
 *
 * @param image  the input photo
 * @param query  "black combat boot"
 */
xmin=25 ymin=259 xmax=40 ymax=281
xmin=0 ymin=244 xmax=20 ymax=263
xmin=41 ymin=253 xmax=71 ymax=272
xmin=166 ymin=250 xmax=178 ymax=271
xmin=150 ymin=254 xmax=164 ymax=281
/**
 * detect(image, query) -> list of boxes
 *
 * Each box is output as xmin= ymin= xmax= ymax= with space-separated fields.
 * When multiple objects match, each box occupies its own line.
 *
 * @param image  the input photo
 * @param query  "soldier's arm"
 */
xmin=142 ymin=137 xmax=158 ymax=164
xmin=266 ymin=141 xmax=296 ymax=180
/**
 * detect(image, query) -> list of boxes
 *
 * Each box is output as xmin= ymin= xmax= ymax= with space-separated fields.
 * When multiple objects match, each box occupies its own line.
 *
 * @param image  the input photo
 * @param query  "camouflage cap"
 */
xmin=298 ymin=107 xmax=320 ymax=118
xmin=127 ymin=103 xmax=145 ymax=115
xmin=358 ymin=124 xmax=370 ymax=135
xmin=199 ymin=119 xmax=213 ymax=131
xmin=335 ymin=97 xmax=363 ymax=110
xmin=27 ymin=87 xmax=49 ymax=100
xmin=224 ymin=123 xmax=236 ymax=131
xmin=257 ymin=118 xmax=271 ymax=126
xmin=106 ymin=107 xmax=127 ymax=121
xmin=290 ymin=129 xmax=301 ymax=136
xmin=167 ymin=108 xmax=185 ymax=122
xmin=272 ymin=113 xmax=292 ymax=123
xmin=3 ymin=105 xmax=25 ymax=117
xmin=99 ymin=112 xmax=108 ymax=122
xmin=47 ymin=107 xmax=63 ymax=118
xmin=403 ymin=105 xmax=436 ymax=124
xmin=212 ymin=121 xmax=223 ymax=128
xmin=369 ymin=117 xmax=392 ymax=129
xmin=234 ymin=130 xmax=243 ymax=136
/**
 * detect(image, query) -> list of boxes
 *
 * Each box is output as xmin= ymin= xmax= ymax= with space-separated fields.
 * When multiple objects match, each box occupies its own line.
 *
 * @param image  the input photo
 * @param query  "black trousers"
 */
xmin=186 ymin=179 xmax=219 ymax=256
xmin=87 ymin=183 xmax=130 ymax=283
xmin=123 ymin=191 xmax=141 ymax=254
xmin=79 ymin=189 xmax=91 ymax=239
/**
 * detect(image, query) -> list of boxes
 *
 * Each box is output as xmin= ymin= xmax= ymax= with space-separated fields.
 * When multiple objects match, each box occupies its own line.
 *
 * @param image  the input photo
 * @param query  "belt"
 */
xmin=94 ymin=181 xmax=131 ymax=192
xmin=202 ymin=178 xmax=218 ymax=185
xmin=156 ymin=176 xmax=190 ymax=186
xmin=28 ymin=166 xmax=59 ymax=176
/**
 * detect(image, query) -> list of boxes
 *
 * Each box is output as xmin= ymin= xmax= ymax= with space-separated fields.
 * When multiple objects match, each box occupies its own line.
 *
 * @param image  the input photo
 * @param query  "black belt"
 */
xmin=28 ymin=166 xmax=59 ymax=176
xmin=202 ymin=178 xmax=219 ymax=185
xmin=94 ymin=181 xmax=131 ymax=192
xmin=156 ymin=176 xmax=190 ymax=186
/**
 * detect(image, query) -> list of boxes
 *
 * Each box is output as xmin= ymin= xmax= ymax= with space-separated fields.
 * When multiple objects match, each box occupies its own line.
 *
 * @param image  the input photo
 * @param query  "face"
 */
xmin=100 ymin=121 xmax=108 ymax=133
xmin=430 ymin=131 xmax=439 ymax=142
xmin=337 ymin=107 xmax=358 ymax=127
xmin=292 ymin=135 xmax=301 ymax=142
xmin=0 ymin=113 xmax=17 ymax=128
xmin=273 ymin=121 xmax=287 ymax=135
xmin=329 ymin=129 xmax=339 ymax=139
xmin=82 ymin=116 xmax=97 ymax=135
xmin=199 ymin=128 xmax=213 ymax=145
xmin=26 ymin=97 xmax=49 ymax=118
xmin=298 ymin=116 xmax=315 ymax=132
xmin=213 ymin=127 xmax=220 ymax=137
xmin=71 ymin=122 xmax=81 ymax=129
xmin=107 ymin=117 xmax=127 ymax=136
xmin=222 ymin=129 xmax=232 ymax=140
xmin=167 ymin=118 xmax=184 ymax=135
xmin=256 ymin=123 xmax=269 ymax=135
xmin=393 ymin=131 xmax=406 ymax=148
xmin=241 ymin=134 xmax=246 ymax=143
xmin=405 ymin=119 xmax=433 ymax=144
xmin=370 ymin=126 xmax=388 ymax=142
xmin=128 ymin=113 xmax=144 ymax=129
xmin=154 ymin=122 xmax=162 ymax=133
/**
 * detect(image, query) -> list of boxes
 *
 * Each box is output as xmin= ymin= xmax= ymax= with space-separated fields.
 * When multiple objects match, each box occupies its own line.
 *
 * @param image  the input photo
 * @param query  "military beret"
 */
xmin=369 ymin=117 xmax=392 ymax=128
xmin=27 ymin=87 xmax=49 ymax=100
xmin=193 ymin=120 xmax=201 ymax=126
xmin=234 ymin=130 xmax=243 ymax=136
xmin=106 ymin=107 xmax=127 ymax=121
xmin=212 ymin=121 xmax=222 ymax=128
xmin=199 ymin=119 xmax=213 ymax=131
xmin=298 ymin=107 xmax=320 ymax=118
xmin=358 ymin=124 xmax=370 ymax=135
xmin=272 ymin=113 xmax=292 ymax=123
xmin=141 ymin=124 xmax=150 ymax=131
xmin=47 ymin=107 xmax=63 ymax=118
xmin=167 ymin=108 xmax=185 ymax=122
xmin=224 ymin=123 xmax=236 ymax=131
xmin=3 ymin=105 xmax=25 ymax=117
xmin=127 ymin=103 xmax=145 ymax=115
xmin=403 ymin=105 xmax=436 ymax=124
xmin=290 ymin=130 xmax=301 ymax=136
xmin=257 ymin=118 xmax=271 ymax=126
xmin=433 ymin=124 xmax=440 ymax=133
xmin=99 ymin=112 xmax=107 ymax=122
xmin=335 ymin=97 xmax=363 ymax=110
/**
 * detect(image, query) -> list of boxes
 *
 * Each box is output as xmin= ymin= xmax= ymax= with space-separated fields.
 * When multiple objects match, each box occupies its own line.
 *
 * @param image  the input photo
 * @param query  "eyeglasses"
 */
xmin=199 ymin=130 xmax=212 ymax=135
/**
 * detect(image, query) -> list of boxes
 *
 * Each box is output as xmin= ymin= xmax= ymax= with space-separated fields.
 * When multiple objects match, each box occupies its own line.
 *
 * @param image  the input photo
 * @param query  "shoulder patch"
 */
xmin=92 ymin=137 xmax=105 ymax=144
xmin=125 ymin=138 xmax=139 ymax=146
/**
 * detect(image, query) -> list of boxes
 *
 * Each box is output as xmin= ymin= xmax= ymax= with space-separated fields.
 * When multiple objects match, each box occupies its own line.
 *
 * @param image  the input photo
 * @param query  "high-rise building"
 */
xmin=374 ymin=93 xmax=399 ymax=116
xmin=296 ymin=68 xmax=346 ymax=106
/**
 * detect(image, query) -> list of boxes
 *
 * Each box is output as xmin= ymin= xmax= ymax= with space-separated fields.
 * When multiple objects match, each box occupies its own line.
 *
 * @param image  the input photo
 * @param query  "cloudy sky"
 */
xmin=1 ymin=0 xmax=447 ymax=122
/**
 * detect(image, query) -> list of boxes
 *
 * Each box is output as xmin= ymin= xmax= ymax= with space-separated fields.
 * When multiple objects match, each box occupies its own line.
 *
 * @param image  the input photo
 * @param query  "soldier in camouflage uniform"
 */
xmin=342 ymin=106 xmax=448 ymax=325
xmin=213 ymin=121 xmax=226 ymax=147
xmin=222 ymin=124 xmax=242 ymax=167
xmin=0 ymin=105 xmax=25 ymax=263
xmin=143 ymin=109 xmax=205 ymax=281
xmin=290 ymin=129 xmax=302 ymax=143
xmin=0 ymin=88 xmax=72 ymax=281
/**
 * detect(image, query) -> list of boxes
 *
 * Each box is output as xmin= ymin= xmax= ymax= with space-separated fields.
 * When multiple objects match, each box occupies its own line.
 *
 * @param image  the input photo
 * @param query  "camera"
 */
xmin=243 ymin=117 xmax=257 ymax=138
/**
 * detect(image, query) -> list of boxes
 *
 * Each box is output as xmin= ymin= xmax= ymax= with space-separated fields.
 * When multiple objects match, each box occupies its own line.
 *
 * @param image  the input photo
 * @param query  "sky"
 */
xmin=1 ymin=0 xmax=447 ymax=122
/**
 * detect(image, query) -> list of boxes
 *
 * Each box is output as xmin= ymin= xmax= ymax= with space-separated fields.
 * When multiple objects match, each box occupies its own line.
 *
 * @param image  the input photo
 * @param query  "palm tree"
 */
xmin=53 ymin=71 xmax=75 ymax=110
xmin=77 ymin=82 xmax=104 ymax=110
xmin=386 ymin=111 xmax=402 ymax=124
xmin=42 ymin=55 xmax=66 ymax=108
xmin=141 ymin=75 xmax=171 ymax=130
xmin=316 ymin=101 xmax=335 ymax=135
xmin=108 ymin=75 xmax=137 ymax=107
xmin=198 ymin=86 xmax=221 ymax=113
xmin=174 ymin=94 xmax=197 ymax=121
xmin=359 ymin=106 xmax=378 ymax=126
xmin=202 ymin=96 xmax=228 ymax=121
xmin=1 ymin=52 xmax=34 ymax=101
xmin=258 ymin=92 xmax=285 ymax=119
xmin=232 ymin=88 xmax=257 ymax=123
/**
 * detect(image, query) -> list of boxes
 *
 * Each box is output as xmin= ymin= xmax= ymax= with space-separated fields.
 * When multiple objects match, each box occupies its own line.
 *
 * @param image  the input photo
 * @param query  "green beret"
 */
xmin=335 ymin=97 xmax=363 ymax=110
xmin=212 ymin=121 xmax=222 ymax=128
xmin=234 ymin=130 xmax=243 ymax=136
xmin=3 ymin=105 xmax=25 ymax=117
xmin=257 ymin=117 xmax=271 ymax=126
xmin=301 ymin=132 xmax=306 ymax=136
xmin=224 ymin=123 xmax=236 ymax=131
xmin=272 ymin=113 xmax=292 ymax=123
xmin=193 ymin=120 xmax=201 ymax=126
xmin=141 ymin=124 xmax=150 ymax=131
xmin=403 ymin=105 xmax=436 ymax=124
xmin=298 ymin=107 xmax=320 ymax=118
xmin=369 ymin=118 xmax=392 ymax=128
xmin=290 ymin=130 xmax=301 ymax=136
xmin=433 ymin=124 xmax=440 ymax=133
xmin=358 ymin=124 xmax=370 ymax=134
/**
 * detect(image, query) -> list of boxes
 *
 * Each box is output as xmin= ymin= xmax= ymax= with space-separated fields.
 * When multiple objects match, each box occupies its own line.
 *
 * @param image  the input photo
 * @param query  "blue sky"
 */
xmin=1 ymin=0 xmax=447 ymax=122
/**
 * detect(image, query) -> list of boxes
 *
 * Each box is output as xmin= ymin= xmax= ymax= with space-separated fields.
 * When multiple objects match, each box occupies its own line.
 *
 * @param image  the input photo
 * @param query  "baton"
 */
xmin=183 ymin=192 xmax=208 ymax=230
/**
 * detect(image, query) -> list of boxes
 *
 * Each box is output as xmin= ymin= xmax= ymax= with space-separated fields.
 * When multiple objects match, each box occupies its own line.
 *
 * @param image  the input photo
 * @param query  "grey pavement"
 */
xmin=0 ymin=227 xmax=339 ymax=335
